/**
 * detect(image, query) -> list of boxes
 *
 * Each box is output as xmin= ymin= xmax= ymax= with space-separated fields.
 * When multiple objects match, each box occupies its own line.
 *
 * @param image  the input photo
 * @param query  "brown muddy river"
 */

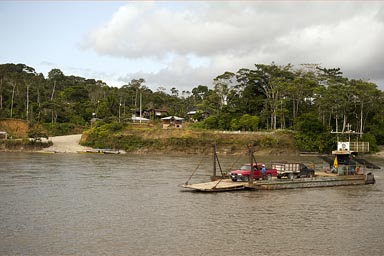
xmin=1 ymin=152 xmax=383 ymax=255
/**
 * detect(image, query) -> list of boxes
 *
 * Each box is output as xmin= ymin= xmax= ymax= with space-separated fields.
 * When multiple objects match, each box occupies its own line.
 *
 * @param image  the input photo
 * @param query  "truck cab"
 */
xmin=229 ymin=163 xmax=277 ymax=182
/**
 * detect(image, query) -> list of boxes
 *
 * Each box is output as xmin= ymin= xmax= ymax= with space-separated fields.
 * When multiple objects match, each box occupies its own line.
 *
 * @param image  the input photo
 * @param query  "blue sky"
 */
xmin=1 ymin=1 xmax=384 ymax=91
xmin=0 ymin=2 xmax=131 ymax=84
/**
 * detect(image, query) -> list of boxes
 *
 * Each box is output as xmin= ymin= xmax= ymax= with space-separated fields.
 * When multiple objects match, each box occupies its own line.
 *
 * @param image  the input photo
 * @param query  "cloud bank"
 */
xmin=83 ymin=2 xmax=384 ymax=90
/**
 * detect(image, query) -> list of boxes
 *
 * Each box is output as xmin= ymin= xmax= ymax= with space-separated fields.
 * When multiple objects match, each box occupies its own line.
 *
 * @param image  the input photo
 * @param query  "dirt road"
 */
xmin=42 ymin=134 xmax=88 ymax=153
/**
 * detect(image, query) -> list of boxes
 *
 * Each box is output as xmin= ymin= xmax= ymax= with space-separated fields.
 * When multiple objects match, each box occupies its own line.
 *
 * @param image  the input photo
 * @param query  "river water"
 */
xmin=0 ymin=152 xmax=383 ymax=256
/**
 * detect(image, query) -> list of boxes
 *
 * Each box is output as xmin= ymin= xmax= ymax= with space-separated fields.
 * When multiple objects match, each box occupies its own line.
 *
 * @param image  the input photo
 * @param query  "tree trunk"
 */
xmin=360 ymin=102 xmax=364 ymax=137
xmin=274 ymin=113 xmax=277 ymax=129
xmin=10 ymin=82 xmax=16 ymax=118
xmin=0 ymin=77 xmax=3 ymax=110
xmin=26 ymin=83 xmax=29 ymax=121
xmin=134 ymin=89 xmax=138 ymax=108
xmin=37 ymin=85 xmax=41 ymax=121
xmin=342 ymin=113 xmax=347 ymax=132
xmin=328 ymin=112 xmax=331 ymax=128
xmin=335 ymin=114 xmax=338 ymax=133
xmin=37 ymin=85 xmax=40 ymax=107
xmin=51 ymin=80 xmax=56 ymax=101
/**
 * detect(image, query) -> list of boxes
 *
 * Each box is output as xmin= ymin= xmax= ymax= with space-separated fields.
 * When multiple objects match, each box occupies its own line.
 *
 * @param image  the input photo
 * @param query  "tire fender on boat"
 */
xmin=365 ymin=173 xmax=375 ymax=185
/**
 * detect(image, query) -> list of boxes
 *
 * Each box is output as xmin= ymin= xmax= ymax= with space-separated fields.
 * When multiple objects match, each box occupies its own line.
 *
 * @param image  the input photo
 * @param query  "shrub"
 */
xmin=362 ymin=133 xmax=378 ymax=152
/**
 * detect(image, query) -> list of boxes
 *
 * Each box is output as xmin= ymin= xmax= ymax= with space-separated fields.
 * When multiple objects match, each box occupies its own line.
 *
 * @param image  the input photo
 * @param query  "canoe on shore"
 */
xmin=78 ymin=149 xmax=121 ymax=154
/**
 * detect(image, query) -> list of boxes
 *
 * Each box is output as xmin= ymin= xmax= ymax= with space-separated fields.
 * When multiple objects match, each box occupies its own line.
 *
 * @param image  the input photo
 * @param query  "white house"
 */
xmin=131 ymin=115 xmax=150 ymax=123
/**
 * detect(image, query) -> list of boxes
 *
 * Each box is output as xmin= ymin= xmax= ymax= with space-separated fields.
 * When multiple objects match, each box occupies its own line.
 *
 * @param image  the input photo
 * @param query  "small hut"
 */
xmin=161 ymin=116 xmax=184 ymax=129
xmin=146 ymin=109 xmax=168 ymax=119
xmin=0 ymin=131 xmax=8 ymax=140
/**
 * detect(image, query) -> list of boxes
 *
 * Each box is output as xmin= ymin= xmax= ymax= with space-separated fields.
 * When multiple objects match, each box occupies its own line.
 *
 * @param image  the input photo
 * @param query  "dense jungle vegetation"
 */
xmin=1 ymin=63 xmax=383 ymax=153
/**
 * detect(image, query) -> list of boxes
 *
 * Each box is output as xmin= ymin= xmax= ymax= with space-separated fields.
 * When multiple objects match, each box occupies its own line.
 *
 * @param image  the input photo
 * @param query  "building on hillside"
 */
xmin=0 ymin=131 xmax=7 ymax=140
xmin=161 ymin=116 xmax=184 ymax=129
xmin=146 ymin=109 xmax=168 ymax=119
xmin=186 ymin=110 xmax=210 ymax=122
xmin=133 ymin=109 xmax=168 ymax=120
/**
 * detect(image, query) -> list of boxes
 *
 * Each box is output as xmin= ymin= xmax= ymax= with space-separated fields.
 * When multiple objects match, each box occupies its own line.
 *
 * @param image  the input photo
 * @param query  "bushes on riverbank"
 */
xmin=80 ymin=122 xmax=298 ymax=154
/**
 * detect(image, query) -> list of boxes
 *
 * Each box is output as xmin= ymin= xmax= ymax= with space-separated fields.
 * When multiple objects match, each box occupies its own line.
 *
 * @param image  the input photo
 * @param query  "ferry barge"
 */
xmin=182 ymin=136 xmax=377 ymax=192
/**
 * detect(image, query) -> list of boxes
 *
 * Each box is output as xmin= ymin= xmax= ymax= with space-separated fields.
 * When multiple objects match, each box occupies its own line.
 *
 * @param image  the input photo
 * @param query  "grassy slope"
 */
xmin=81 ymin=123 xmax=299 ymax=155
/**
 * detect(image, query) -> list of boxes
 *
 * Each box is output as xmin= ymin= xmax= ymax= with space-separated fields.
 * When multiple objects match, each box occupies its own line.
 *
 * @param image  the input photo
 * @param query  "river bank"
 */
xmin=43 ymin=133 xmax=295 ymax=155
xmin=45 ymin=134 xmax=384 ymax=158
xmin=0 ymin=133 xmax=295 ymax=156
xmin=80 ymin=125 xmax=304 ymax=155
xmin=2 ymin=132 xmax=384 ymax=157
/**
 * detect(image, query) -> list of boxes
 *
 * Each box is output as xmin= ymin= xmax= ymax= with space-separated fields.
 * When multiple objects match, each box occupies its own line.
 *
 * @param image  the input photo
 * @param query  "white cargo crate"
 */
xmin=272 ymin=163 xmax=301 ymax=173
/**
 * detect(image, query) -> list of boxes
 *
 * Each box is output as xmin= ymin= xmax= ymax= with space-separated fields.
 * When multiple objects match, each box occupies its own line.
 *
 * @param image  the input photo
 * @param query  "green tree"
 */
xmin=350 ymin=79 xmax=381 ymax=136
xmin=191 ymin=85 xmax=209 ymax=103
xmin=284 ymin=65 xmax=319 ymax=123
xmin=213 ymin=72 xmax=235 ymax=110
xmin=48 ymin=68 xmax=64 ymax=101
xmin=294 ymin=113 xmax=334 ymax=152
xmin=202 ymin=116 xmax=218 ymax=129
xmin=238 ymin=114 xmax=259 ymax=131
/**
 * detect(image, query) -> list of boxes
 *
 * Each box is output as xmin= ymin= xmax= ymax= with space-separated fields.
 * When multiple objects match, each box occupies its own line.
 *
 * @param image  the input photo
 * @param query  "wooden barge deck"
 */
xmin=181 ymin=172 xmax=375 ymax=192
xmin=182 ymin=179 xmax=249 ymax=192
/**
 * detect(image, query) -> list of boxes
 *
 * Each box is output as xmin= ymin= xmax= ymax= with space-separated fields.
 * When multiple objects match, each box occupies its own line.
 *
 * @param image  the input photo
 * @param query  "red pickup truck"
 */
xmin=229 ymin=163 xmax=277 ymax=182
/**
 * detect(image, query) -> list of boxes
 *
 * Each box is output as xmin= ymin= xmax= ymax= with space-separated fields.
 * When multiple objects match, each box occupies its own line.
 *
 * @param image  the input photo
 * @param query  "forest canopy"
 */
xmin=1 ymin=62 xmax=383 ymax=152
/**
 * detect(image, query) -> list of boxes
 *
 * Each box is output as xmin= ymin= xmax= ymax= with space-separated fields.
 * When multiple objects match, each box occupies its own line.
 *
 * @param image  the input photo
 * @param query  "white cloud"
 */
xmin=83 ymin=1 xmax=384 ymax=90
xmin=118 ymin=54 xmax=214 ymax=91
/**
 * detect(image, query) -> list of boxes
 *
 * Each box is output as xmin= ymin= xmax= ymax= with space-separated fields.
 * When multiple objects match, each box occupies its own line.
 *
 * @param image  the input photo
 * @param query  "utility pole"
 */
xmin=213 ymin=143 xmax=217 ymax=180
xmin=249 ymin=144 xmax=254 ymax=185
xmin=139 ymin=92 xmax=142 ymax=124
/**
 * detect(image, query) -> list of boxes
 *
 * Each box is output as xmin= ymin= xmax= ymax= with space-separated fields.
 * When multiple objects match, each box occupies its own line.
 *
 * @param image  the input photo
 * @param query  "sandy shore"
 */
xmin=42 ymin=134 xmax=89 ymax=153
